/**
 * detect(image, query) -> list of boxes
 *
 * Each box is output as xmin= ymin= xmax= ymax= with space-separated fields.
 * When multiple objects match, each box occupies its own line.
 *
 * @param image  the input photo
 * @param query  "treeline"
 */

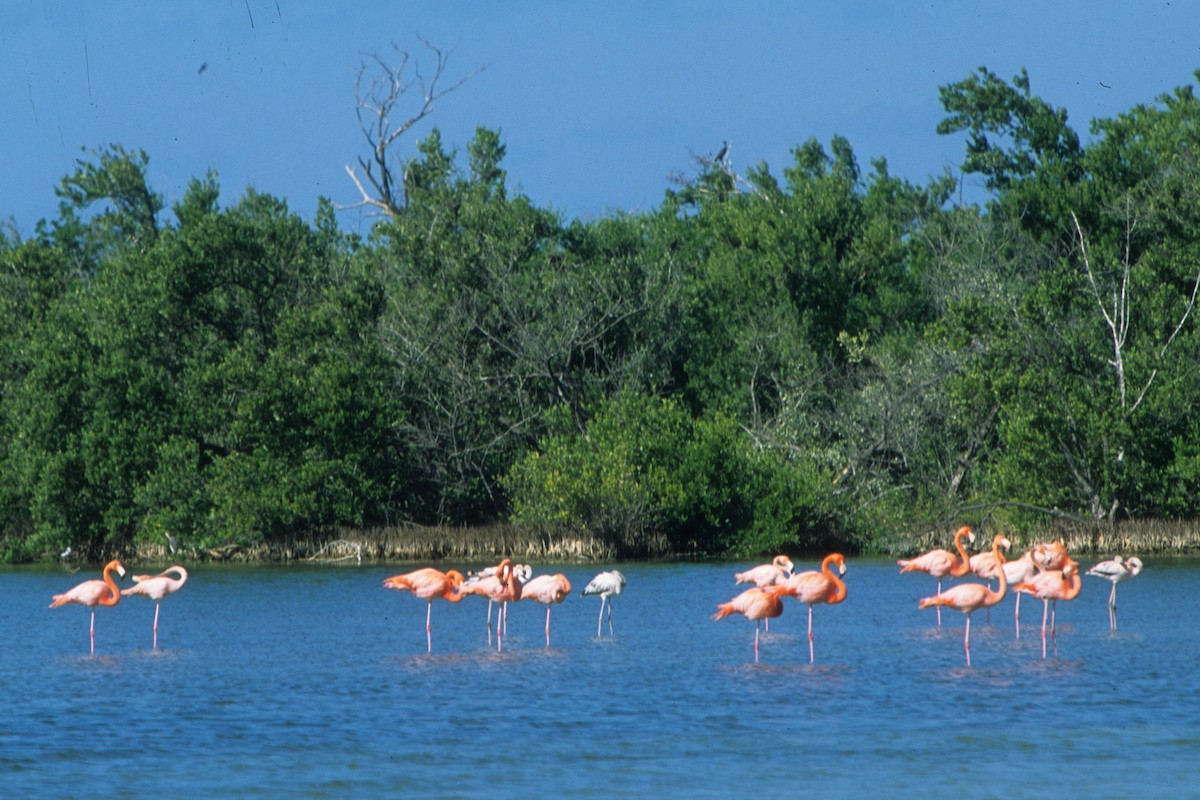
xmin=3 ymin=67 xmax=1200 ymax=562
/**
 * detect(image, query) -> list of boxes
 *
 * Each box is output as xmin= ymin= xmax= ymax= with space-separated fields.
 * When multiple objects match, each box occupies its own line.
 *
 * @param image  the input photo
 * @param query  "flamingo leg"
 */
xmin=964 ymin=613 xmax=972 ymax=668
xmin=1040 ymin=599 xmax=1049 ymax=659
xmin=153 ymin=601 xmax=161 ymax=649
xmin=89 ymin=608 xmax=96 ymax=655
xmin=606 ymin=598 xmax=615 ymax=638
xmin=1108 ymin=584 xmax=1118 ymax=631
xmin=544 ymin=606 xmax=552 ymax=648
xmin=496 ymin=603 xmax=505 ymax=653
xmin=596 ymin=597 xmax=605 ymax=637
xmin=1014 ymin=591 xmax=1021 ymax=639
xmin=754 ymin=620 xmax=761 ymax=663
xmin=425 ymin=602 xmax=433 ymax=653
xmin=935 ymin=578 xmax=943 ymax=627
xmin=807 ymin=606 xmax=815 ymax=664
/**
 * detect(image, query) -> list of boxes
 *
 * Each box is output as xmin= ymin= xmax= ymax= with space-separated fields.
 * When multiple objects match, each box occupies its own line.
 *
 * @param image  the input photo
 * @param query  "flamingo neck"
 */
xmin=822 ymin=556 xmax=848 ymax=603
xmin=1063 ymin=571 xmax=1082 ymax=600
xmin=99 ymin=562 xmax=121 ymax=607
xmin=990 ymin=545 xmax=1008 ymax=602
xmin=950 ymin=532 xmax=969 ymax=575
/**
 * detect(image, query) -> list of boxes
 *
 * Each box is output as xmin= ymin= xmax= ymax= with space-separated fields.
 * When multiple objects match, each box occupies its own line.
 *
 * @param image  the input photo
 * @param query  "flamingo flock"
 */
xmin=45 ymin=528 xmax=1144 ymax=666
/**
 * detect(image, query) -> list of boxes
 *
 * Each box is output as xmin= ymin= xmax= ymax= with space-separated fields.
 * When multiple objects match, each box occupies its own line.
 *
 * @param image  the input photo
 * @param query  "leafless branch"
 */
xmin=343 ymin=39 xmax=484 ymax=217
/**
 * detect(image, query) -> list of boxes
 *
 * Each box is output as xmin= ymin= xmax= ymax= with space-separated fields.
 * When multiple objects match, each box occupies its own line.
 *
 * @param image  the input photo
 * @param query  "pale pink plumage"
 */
xmin=520 ymin=573 xmax=572 ymax=647
xmin=919 ymin=535 xmax=1010 ymax=666
xmin=121 ymin=565 xmax=188 ymax=649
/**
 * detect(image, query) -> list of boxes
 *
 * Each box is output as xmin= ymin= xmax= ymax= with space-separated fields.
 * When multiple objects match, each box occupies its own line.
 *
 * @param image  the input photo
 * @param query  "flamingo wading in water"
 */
xmin=713 ymin=586 xmax=786 ymax=663
xmin=734 ymin=554 xmax=794 ymax=632
xmin=898 ymin=526 xmax=975 ymax=627
xmin=459 ymin=559 xmax=523 ymax=651
xmin=519 ymin=573 xmax=572 ymax=647
xmin=1086 ymin=555 xmax=1142 ymax=631
xmin=780 ymin=553 xmax=848 ymax=664
xmin=1013 ymin=559 xmax=1082 ymax=658
xmin=382 ymin=567 xmax=466 ymax=653
xmin=919 ymin=535 xmax=1010 ymax=667
xmin=581 ymin=570 xmax=626 ymax=638
xmin=50 ymin=559 xmax=126 ymax=655
xmin=463 ymin=562 xmax=531 ymax=642
xmin=121 ymin=565 xmax=189 ymax=649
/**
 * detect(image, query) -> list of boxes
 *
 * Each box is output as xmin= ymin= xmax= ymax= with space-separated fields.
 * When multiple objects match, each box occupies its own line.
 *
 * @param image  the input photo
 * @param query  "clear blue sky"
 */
xmin=4 ymin=1 xmax=1199 ymax=236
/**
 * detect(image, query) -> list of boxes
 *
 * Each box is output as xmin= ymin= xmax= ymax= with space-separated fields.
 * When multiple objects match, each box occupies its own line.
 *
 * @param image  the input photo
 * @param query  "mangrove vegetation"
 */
xmin=4 ymin=65 xmax=1200 ymax=562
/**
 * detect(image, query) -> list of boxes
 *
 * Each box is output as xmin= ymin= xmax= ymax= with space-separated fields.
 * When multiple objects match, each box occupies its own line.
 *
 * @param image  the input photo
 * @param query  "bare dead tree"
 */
xmin=344 ymin=40 xmax=484 ymax=218
xmin=1072 ymin=206 xmax=1200 ymax=416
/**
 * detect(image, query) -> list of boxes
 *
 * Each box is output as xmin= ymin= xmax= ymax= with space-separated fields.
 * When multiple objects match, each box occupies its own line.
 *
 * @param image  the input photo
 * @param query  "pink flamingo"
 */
xmin=780 ymin=553 xmax=848 ymax=664
xmin=519 ymin=573 xmax=572 ymax=647
xmin=1013 ymin=559 xmax=1082 ymax=658
xmin=734 ymin=555 xmax=794 ymax=587
xmin=734 ymin=554 xmax=794 ymax=632
xmin=121 ymin=565 xmax=189 ymax=649
xmin=1086 ymin=555 xmax=1143 ymax=631
xmin=712 ymin=585 xmax=787 ymax=663
xmin=919 ymin=535 xmax=1011 ymax=666
xmin=1032 ymin=540 xmax=1069 ymax=571
xmin=898 ymin=526 xmax=974 ymax=626
xmin=459 ymin=558 xmax=523 ymax=651
xmin=464 ymin=562 xmax=531 ymax=639
xmin=50 ymin=559 xmax=126 ymax=655
xmin=382 ymin=567 xmax=466 ymax=653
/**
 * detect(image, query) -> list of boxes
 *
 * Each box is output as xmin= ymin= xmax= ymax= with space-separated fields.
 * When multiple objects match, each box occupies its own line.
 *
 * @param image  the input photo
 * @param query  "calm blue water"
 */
xmin=3 ymin=557 xmax=1198 ymax=798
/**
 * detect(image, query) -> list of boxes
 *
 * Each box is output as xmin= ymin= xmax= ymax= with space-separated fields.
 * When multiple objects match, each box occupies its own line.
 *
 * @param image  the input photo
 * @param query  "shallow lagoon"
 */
xmin=4 ymin=558 xmax=1197 ymax=798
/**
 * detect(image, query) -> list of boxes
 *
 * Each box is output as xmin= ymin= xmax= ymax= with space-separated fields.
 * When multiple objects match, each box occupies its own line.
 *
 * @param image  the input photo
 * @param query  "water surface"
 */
xmin=4 ymin=558 xmax=1197 ymax=798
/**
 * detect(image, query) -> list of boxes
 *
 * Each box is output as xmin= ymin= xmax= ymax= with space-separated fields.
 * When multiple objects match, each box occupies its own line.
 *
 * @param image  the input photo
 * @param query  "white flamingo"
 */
xmin=581 ymin=570 xmax=626 ymax=638
xmin=1086 ymin=555 xmax=1143 ymax=631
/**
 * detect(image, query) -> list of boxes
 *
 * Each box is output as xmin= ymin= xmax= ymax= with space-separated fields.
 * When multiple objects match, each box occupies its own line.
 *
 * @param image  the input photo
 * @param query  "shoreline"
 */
xmin=32 ymin=517 xmax=1200 ymax=567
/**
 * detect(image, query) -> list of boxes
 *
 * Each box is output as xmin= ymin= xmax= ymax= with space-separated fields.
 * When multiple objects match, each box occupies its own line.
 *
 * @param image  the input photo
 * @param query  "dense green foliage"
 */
xmin=4 ymin=68 xmax=1200 ymax=561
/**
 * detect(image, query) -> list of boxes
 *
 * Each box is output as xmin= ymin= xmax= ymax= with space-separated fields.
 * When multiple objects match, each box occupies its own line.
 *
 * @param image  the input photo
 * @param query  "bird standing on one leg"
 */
xmin=50 ymin=559 xmax=126 ymax=655
xmin=713 ymin=586 xmax=786 ymax=663
xmin=121 ymin=565 xmax=189 ymax=649
xmin=898 ymin=526 xmax=974 ymax=627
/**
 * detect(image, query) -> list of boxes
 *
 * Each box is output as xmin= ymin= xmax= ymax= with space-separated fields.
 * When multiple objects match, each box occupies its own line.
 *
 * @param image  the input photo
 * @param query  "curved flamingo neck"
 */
xmin=950 ymin=528 xmax=972 ymax=576
xmin=822 ymin=555 xmax=848 ymax=603
xmin=1063 ymin=570 xmax=1082 ymax=600
xmin=989 ymin=543 xmax=1008 ymax=602
xmin=98 ymin=561 xmax=122 ymax=607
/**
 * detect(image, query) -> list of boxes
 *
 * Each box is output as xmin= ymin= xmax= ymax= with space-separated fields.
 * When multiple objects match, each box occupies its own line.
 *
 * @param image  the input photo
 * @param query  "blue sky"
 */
xmin=3 ymin=1 xmax=1199 ymax=236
